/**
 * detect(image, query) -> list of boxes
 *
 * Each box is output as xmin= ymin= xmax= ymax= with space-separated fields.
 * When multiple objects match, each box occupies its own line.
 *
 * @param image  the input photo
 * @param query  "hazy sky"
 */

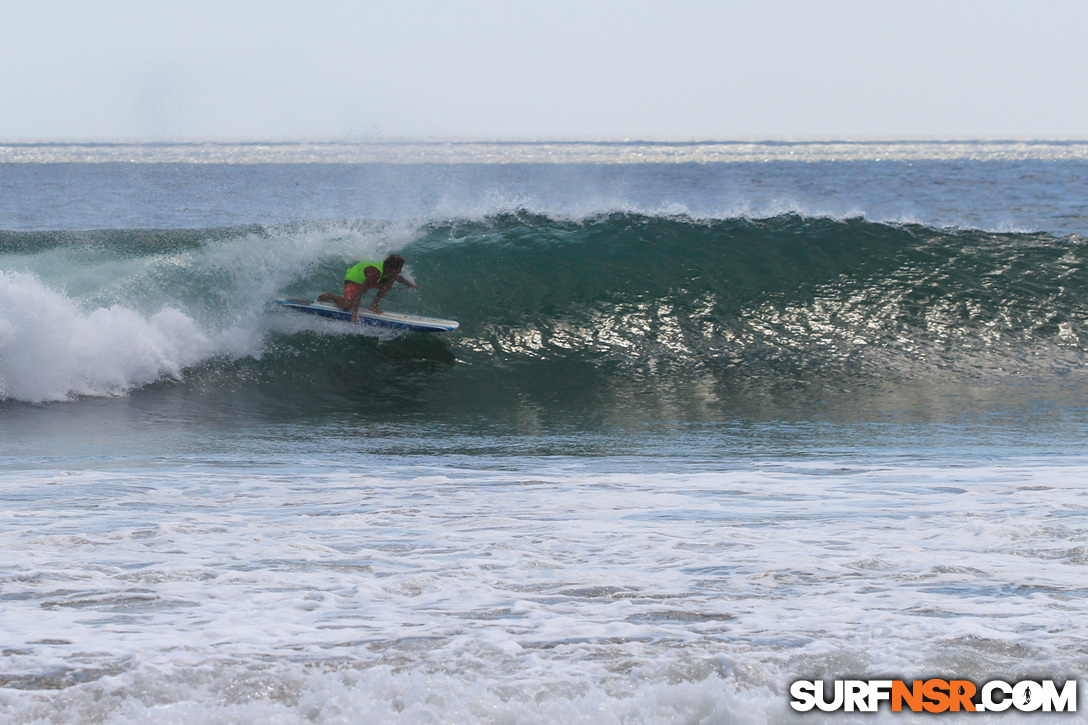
xmin=3 ymin=0 xmax=1086 ymax=141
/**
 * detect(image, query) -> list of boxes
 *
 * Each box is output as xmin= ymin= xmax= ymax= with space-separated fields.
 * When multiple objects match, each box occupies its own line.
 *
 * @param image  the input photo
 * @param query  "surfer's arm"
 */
xmin=395 ymin=274 xmax=419 ymax=289
xmin=368 ymin=281 xmax=395 ymax=313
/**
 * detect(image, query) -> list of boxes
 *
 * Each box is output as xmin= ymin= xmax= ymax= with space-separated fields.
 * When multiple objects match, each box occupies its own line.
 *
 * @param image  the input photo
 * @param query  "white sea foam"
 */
xmin=0 ymin=271 xmax=218 ymax=402
xmin=1 ymin=457 xmax=1085 ymax=723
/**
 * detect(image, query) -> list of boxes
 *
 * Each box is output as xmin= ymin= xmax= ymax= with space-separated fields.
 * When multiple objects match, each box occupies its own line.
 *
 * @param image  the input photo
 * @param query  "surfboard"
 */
xmin=274 ymin=298 xmax=459 ymax=333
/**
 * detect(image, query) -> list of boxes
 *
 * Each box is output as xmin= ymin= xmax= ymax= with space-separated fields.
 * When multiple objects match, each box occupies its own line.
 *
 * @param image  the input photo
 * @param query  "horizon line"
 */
xmin=3 ymin=136 xmax=1088 ymax=147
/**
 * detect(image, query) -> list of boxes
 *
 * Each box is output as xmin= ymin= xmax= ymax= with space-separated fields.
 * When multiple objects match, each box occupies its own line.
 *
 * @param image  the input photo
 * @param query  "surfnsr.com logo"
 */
xmin=790 ymin=679 xmax=1077 ymax=713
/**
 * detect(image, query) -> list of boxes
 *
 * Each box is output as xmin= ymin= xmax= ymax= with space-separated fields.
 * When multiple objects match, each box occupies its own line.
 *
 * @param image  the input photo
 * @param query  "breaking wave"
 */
xmin=2 ymin=213 xmax=1087 ymax=405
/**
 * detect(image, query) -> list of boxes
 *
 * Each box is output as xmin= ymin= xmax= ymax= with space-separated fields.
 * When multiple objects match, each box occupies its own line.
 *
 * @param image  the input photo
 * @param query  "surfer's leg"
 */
xmin=319 ymin=282 xmax=366 ymax=311
xmin=340 ymin=282 xmax=368 ymax=312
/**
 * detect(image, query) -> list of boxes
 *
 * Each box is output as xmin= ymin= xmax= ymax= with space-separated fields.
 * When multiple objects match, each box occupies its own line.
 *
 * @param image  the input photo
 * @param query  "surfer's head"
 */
xmin=383 ymin=254 xmax=406 ymax=272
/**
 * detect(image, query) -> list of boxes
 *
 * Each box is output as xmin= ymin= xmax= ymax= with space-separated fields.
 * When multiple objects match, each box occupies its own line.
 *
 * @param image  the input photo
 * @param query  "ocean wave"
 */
xmin=2 ymin=213 xmax=1087 ymax=404
xmin=407 ymin=212 xmax=1088 ymax=379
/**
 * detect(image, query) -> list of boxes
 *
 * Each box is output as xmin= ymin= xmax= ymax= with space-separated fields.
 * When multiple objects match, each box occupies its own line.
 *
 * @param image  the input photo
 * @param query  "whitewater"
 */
xmin=1 ymin=141 xmax=1086 ymax=724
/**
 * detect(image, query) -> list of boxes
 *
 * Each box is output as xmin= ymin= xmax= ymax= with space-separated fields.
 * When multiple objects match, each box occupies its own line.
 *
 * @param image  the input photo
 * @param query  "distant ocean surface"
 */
xmin=1 ymin=141 xmax=1086 ymax=723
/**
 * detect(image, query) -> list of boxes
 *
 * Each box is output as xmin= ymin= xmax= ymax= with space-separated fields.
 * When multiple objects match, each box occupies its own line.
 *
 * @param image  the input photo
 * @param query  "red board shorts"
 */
xmin=343 ymin=281 xmax=364 ymax=301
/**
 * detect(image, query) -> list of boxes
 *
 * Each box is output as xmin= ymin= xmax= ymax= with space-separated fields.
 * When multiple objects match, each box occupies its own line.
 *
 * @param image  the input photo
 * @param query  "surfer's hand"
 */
xmin=368 ymin=302 xmax=383 ymax=314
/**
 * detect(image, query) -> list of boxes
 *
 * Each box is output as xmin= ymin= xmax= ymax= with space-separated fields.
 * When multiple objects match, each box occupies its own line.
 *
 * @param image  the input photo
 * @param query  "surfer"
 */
xmin=317 ymin=254 xmax=419 ymax=318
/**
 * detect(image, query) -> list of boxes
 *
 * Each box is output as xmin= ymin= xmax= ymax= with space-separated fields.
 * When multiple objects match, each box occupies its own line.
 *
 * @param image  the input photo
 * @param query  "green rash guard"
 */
xmin=344 ymin=261 xmax=386 ymax=284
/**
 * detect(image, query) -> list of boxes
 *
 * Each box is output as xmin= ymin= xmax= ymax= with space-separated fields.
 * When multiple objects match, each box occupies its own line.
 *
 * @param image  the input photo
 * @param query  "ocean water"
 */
xmin=1 ymin=141 xmax=1087 ymax=723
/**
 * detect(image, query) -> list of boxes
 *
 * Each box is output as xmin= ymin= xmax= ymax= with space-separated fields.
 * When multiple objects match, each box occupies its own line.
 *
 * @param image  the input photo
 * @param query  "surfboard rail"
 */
xmin=274 ymin=298 xmax=459 ymax=333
